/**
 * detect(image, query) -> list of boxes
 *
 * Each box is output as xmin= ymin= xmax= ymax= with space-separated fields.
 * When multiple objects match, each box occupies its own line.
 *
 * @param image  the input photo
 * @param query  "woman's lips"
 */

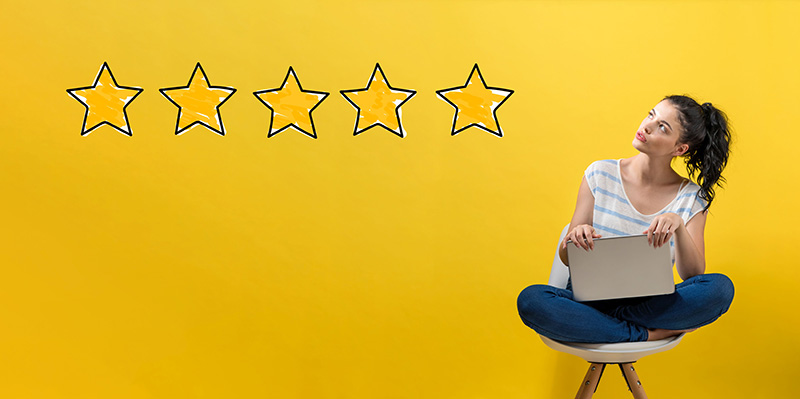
xmin=636 ymin=132 xmax=646 ymax=142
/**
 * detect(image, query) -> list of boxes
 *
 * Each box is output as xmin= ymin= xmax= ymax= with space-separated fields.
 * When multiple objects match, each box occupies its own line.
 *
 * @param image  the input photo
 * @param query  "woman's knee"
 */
xmin=517 ymin=284 xmax=564 ymax=321
xmin=699 ymin=273 xmax=735 ymax=311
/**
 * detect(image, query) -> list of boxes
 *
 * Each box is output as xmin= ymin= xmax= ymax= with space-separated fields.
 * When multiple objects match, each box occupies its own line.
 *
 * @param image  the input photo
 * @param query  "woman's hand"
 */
xmin=644 ymin=212 xmax=684 ymax=248
xmin=562 ymin=224 xmax=602 ymax=251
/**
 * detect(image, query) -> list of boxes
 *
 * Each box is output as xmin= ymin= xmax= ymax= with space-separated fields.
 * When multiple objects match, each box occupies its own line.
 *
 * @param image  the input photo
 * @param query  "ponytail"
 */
xmin=663 ymin=95 xmax=732 ymax=210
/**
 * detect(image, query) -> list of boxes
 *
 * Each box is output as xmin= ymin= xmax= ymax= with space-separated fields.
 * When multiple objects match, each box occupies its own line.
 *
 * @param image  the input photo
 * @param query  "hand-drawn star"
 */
xmin=253 ymin=67 xmax=329 ymax=139
xmin=66 ymin=62 xmax=143 ymax=136
xmin=436 ymin=64 xmax=514 ymax=137
xmin=159 ymin=63 xmax=236 ymax=136
xmin=340 ymin=63 xmax=416 ymax=138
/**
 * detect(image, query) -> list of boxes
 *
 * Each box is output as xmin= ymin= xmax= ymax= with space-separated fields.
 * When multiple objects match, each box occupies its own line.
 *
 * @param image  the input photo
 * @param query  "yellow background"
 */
xmin=1 ymin=0 xmax=796 ymax=397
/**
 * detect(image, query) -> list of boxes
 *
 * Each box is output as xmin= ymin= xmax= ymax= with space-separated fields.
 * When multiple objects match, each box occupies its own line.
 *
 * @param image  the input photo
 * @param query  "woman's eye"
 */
xmin=659 ymin=124 xmax=667 ymax=132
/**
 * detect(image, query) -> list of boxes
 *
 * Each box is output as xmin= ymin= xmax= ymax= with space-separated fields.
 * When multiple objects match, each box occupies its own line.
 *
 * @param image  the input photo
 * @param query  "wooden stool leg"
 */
xmin=575 ymin=363 xmax=605 ymax=399
xmin=619 ymin=363 xmax=648 ymax=399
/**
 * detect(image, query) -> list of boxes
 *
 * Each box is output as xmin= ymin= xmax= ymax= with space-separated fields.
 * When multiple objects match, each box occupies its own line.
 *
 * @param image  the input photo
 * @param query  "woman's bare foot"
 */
xmin=647 ymin=328 xmax=697 ymax=341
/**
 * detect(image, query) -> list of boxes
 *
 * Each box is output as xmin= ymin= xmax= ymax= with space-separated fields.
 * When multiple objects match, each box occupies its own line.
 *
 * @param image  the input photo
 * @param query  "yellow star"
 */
xmin=340 ymin=63 xmax=416 ymax=138
xmin=159 ymin=63 xmax=236 ymax=136
xmin=436 ymin=64 xmax=514 ymax=137
xmin=66 ymin=62 xmax=143 ymax=136
xmin=253 ymin=67 xmax=329 ymax=139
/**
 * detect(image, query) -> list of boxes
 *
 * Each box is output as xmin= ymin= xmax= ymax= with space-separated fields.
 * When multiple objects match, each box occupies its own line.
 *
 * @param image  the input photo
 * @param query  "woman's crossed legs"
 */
xmin=516 ymin=273 xmax=734 ymax=343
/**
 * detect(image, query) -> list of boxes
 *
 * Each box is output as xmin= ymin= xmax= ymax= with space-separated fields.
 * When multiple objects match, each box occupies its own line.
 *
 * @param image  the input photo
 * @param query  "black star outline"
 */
xmin=252 ymin=66 xmax=330 ymax=139
xmin=159 ymin=62 xmax=237 ymax=136
xmin=340 ymin=63 xmax=417 ymax=138
xmin=436 ymin=63 xmax=514 ymax=138
xmin=66 ymin=62 xmax=143 ymax=137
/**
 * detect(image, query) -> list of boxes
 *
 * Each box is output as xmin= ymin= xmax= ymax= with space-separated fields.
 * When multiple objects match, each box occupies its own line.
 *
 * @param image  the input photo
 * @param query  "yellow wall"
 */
xmin=1 ymin=0 xmax=795 ymax=397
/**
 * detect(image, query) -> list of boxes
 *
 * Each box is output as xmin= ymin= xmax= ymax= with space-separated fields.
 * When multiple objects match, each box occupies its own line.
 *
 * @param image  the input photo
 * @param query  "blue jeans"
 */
xmin=517 ymin=273 xmax=734 ymax=343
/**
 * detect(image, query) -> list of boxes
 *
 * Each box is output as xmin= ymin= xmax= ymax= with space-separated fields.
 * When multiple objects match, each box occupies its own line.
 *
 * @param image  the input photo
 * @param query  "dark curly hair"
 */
xmin=663 ymin=95 xmax=732 ymax=210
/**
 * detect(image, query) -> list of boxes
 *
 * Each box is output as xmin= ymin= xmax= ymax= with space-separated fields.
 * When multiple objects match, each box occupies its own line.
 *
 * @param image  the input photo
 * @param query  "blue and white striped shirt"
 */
xmin=585 ymin=159 xmax=708 ymax=264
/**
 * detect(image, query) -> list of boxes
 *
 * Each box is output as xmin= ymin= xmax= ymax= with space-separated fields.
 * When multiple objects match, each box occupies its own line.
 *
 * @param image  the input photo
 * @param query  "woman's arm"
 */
xmin=675 ymin=211 xmax=707 ymax=279
xmin=644 ymin=211 xmax=707 ymax=280
xmin=558 ymin=177 xmax=599 ymax=266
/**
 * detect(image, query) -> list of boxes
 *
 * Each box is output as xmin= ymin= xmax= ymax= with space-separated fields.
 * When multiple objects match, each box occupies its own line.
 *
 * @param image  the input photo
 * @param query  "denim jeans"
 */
xmin=516 ymin=273 xmax=734 ymax=343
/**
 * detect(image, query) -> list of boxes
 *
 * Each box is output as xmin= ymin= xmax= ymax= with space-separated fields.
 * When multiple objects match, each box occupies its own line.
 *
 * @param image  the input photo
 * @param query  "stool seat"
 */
xmin=540 ymin=333 xmax=684 ymax=363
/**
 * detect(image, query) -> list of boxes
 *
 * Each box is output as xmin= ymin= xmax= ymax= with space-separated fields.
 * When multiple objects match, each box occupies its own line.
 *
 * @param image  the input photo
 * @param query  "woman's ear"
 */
xmin=673 ymin=143 xmax=689 ymax=156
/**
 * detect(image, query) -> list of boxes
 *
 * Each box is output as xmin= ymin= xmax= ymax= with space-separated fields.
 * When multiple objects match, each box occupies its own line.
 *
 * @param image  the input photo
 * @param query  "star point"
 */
xmin=436 ymin=64 xmax=514 ymax=137
xmin=340 ymin=63 xmax=416 ymax=138
xmin=159 ymin=63 xmax=236 ymax=136
xmin=253 ymin=67 xmax=329 ymax=139
xmin=66 ymin=62 xmax=143 ymax=136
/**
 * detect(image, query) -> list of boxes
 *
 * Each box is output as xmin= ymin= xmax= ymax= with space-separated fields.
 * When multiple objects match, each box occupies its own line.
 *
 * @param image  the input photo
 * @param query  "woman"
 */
xmin=517 ymin=95 xmax=735 ymax=343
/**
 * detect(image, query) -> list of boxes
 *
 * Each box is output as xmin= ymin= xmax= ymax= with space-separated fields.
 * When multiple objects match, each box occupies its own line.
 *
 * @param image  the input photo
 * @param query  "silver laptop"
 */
xmin=566 ymin=234 xmax=675 ymax=302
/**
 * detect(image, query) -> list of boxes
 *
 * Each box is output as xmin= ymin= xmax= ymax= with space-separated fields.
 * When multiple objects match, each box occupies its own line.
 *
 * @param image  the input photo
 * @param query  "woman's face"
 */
xmin=633 ymin=100 xmax=688 ymax=157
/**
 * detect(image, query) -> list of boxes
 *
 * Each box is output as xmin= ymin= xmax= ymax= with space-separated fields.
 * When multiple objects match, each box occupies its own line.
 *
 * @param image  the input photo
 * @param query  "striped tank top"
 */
xmin=585 ymin=159 xmax=708 ymax=264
